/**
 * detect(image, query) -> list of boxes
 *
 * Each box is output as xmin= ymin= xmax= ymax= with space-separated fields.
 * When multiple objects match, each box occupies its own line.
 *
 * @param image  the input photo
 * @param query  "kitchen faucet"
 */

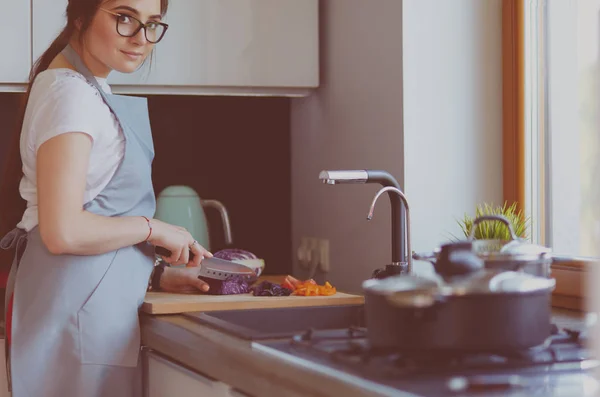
xmin=367 ymin=186 xmax=411 ymax=275
xmin=318 ymin=169 xmax=410 ymax=277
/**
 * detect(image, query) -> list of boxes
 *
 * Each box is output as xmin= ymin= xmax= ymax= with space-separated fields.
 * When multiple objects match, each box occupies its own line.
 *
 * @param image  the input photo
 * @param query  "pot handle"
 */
xmin=201 ymin=199 xmax=233 ymax=246
xmin=468 ymin=215 xmax=518 ymax=242
xmin=412 ymin=251 xmax=438 ymax=265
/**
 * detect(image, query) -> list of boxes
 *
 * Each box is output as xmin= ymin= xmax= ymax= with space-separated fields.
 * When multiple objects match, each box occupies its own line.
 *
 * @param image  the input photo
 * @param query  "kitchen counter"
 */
xmin=140 ymin=308 xmax=592 ymax=397
xmin=552 ymin=307 xmax=590 ymax=330
xmin=140 ymin=313 xmax=412 ymax=397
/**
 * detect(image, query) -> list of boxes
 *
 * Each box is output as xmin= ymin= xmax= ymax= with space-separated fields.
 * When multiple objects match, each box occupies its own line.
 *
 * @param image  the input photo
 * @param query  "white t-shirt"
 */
xmin=17 ymin=68 xmax=125 ymax=231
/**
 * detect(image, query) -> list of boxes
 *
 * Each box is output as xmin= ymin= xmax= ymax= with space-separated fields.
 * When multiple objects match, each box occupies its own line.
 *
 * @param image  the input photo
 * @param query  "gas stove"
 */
xmin=255 ymin=324 xmax=600 ymax=397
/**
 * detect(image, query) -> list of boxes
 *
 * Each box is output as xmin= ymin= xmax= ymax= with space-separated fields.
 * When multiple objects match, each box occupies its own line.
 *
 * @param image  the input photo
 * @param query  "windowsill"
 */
xmin=551 ymin=258 xmax=597 ymax=311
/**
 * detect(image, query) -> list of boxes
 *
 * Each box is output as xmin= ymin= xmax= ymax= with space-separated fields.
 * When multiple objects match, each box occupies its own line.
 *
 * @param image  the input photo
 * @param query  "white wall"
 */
xmin=291 ymin=0 xmax=503 ymax=294
xmin=403 ymin=0 xmax=503 ymax=275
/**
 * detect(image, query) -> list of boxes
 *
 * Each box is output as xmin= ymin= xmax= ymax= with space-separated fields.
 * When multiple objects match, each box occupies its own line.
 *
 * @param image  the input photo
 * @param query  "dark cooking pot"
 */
xmin=363 ymin=243 xmax=556 ymax=351
xmin=414 ymin=215 xmax=553 ymax=278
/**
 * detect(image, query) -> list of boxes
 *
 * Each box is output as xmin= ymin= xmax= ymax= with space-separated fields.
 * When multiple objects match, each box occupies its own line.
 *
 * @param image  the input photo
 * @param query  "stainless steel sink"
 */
xmin=183 ymin=304 xmax=365 ymax=340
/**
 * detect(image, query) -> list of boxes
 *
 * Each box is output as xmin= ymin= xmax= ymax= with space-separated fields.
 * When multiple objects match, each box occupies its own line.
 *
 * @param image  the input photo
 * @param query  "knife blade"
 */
xmin=155 ymin=246 xmax=255 ymax=280
xmin=199 ymin=256 xmax=256 ymax=279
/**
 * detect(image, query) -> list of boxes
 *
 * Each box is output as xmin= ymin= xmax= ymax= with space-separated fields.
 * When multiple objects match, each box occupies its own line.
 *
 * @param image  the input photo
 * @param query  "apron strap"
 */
xmin=60 ymin=45 xmax=105 ymax=94
xmin=60 ymin=45 xmax=113 ymax=107
xmin=1 ymin=227 xmax=28 ymax=393
xmin=60 ymin=44 xmax=129 ymax=138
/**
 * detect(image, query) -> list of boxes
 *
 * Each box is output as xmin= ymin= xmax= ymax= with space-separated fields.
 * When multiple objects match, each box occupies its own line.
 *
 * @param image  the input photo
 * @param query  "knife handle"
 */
xmin=155 ymin=246 xmax=196 ymax=260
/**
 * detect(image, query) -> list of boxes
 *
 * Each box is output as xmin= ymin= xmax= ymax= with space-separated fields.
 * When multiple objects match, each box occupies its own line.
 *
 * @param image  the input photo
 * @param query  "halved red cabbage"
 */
xmin=213 ymin=248 xmax=258 ymax=261
xmin=198 ymin=274 xmax=258 ymax=295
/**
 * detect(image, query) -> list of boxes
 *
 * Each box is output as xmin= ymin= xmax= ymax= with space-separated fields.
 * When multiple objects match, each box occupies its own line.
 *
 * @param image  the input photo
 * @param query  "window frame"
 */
xmin=502 ymin=0 xmax=588 ymax=311
xmin=502 ymin=0 xmax=525 ymax=212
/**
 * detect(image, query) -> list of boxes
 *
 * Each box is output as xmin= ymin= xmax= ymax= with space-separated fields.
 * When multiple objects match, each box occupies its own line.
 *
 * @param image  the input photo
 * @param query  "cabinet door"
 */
xmin=109 ymin=0 xmax=318 ymax=88
xmin=0 ymin=0 xmax=31 ymax=83
xmin=28 ymin=0 xmax=318 ymax=91
xmin=32 ymin=0 xmax=68 ymax=65
xmin=145 ymin=350 xmax=231 ymax=397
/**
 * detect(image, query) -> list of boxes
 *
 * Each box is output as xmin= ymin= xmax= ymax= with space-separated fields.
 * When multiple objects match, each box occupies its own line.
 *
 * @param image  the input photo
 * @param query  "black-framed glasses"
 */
xmin=99 ymin=8 xmax=169 ymax=44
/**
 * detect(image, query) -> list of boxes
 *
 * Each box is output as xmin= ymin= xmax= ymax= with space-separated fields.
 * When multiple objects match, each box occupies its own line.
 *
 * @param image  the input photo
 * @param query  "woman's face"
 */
xmin=81 ymin=0 xmax=163 ymax=77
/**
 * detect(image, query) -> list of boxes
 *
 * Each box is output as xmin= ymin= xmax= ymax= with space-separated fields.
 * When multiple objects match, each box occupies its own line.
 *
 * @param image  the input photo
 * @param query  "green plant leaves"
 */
xmin=457 ymin=202 xmax=531 ymax=241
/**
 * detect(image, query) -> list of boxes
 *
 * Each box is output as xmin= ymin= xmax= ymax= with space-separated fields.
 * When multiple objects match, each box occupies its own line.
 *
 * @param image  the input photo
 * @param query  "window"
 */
xmin=542 ymin=0 xmax=597 ymax=257
xmin=506 ymin=0 xmax=600 ymax=310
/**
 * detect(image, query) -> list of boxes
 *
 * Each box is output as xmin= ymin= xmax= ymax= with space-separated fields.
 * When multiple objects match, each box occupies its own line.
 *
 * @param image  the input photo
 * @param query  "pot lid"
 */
xmin=467 ymin=215 xmax=552 ymax=261
xmin=448 ymin=270 xmax=556 ymax=294
xmin=500 ymin=239 xmax=552 ymax=255
xmin=362 ymin=274 xmax=442 ymax=294
xmin=363 ymin=270 xmax=555 ymax=296
xmin=471 ymin=239 xmax=552 ymax=262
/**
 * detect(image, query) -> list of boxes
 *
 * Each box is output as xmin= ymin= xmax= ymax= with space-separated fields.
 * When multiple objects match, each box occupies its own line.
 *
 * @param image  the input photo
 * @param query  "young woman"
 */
xmin=0 ymin=1 xmax=212 ymax=395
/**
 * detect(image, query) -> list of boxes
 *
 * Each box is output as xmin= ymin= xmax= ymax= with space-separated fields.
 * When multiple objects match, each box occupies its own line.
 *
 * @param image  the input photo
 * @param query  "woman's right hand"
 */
xmin=147 ymin=219 xmax=212 ymax=267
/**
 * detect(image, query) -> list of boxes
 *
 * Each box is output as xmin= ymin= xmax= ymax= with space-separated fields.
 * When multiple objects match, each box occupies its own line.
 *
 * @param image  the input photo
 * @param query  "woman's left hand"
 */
xmin=159 ymin=266 xmax=210 ymax=293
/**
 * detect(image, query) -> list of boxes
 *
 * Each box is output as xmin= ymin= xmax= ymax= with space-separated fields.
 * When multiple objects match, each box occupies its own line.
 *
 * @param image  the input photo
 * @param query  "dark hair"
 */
xmin=0 ymin=0 xmax=169 ymax=267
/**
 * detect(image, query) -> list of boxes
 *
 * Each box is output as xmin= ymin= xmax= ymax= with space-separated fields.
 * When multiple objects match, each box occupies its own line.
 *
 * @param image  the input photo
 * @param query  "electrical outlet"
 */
xmin=297 ymin=237 xmax=310 ymax=268
xmin=319 ymin=239 xmax=330 ymax=273
xmin=307 ymin=237 xmax=319 ymax=268
xmin=298 ymin=237 xmax=330 ymax=273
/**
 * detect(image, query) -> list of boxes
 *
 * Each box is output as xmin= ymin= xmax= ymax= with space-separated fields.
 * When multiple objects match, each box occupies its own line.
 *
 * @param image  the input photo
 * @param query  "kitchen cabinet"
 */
xmin=0 ymin=0 xmax=31 ymax=86
xmin=31 ymin=0 xmax=67 ymax=66
xmin=144 ymin=349 xmax=233 ymax=397
xmin=27 ymin=0 xmax=319 ymax=96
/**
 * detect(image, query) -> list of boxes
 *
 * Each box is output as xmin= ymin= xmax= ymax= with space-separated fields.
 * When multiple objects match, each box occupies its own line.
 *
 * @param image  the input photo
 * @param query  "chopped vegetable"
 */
xmin=281 ymin=275 xmax=316 ymax=291
xmin=281 ymin=279 xmax=295 ymax=291
xmin=279 ymin=274 xmax=337 ymax=296
xmin=293 ymin=281 xmax=337 ymax=296
xmin=250 ymin=281 xmax=293 ymax=296
xmin=282 ymin=275 xmax=299 ymax=291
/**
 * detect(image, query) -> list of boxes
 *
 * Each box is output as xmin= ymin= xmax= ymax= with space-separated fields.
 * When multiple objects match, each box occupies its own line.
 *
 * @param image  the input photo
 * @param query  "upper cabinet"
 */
xmin=110 ymin=0 xmax=319 ymax=94
xmin=32 ymin=0 xmax=68 ymax=65
xmin=22 ymin=0 xmax=319 ymax=96
xmin=0 ymin=0 xmax=31 ymax=86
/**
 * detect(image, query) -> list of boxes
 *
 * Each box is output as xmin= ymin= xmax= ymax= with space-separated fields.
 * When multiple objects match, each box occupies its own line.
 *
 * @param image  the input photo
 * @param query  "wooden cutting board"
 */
xmin=141 ymin=275 xmax=364 ymax=315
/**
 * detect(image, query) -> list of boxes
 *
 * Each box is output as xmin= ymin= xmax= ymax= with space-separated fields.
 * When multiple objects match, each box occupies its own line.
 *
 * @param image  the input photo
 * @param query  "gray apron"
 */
xmin=0 ymin=44 xmax=156 ymax=397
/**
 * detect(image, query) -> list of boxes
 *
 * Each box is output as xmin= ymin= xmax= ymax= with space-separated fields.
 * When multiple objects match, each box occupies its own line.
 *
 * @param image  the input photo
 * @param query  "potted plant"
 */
xmin=456 ymin=202 xmax=531 ymax=242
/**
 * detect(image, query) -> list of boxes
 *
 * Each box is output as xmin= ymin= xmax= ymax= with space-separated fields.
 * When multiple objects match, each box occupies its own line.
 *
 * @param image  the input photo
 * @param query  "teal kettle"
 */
xmin=154 ymin=185 xmax=232 ymax=251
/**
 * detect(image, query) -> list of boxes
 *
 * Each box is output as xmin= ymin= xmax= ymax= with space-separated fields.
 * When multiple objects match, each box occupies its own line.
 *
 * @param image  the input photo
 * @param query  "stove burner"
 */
xmin=297 ymin=326 xmax=367 ymax=342
xmin=289 ymin=324 xmax=596 ymax=376
xmin=255 ymin=320 xmax=600 ymax=397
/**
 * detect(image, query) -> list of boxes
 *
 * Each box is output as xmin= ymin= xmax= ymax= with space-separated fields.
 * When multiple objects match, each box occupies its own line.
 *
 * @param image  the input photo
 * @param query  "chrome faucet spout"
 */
xmin=319 ymin=169 xmax=408 ymax=273
xmin=367 ymin=186 xmax=412 ymax=272
xmin=318 ymin=170 xmax=369 ymax=184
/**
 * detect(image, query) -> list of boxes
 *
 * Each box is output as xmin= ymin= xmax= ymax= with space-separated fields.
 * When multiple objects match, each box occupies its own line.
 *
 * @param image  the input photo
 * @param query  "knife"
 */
xmin=156 ymin=246 xmax=200 ymax=261
xmin=155 ymin=246 xmax=255 ymax=280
